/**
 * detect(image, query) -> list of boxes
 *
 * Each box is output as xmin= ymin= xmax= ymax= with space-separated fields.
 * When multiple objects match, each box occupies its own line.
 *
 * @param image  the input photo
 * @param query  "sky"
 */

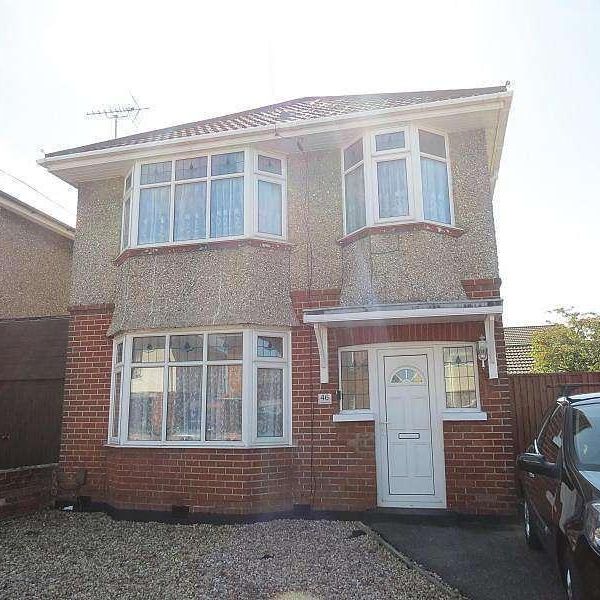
xmin=1 ymin=0 xmax=598 ymax=326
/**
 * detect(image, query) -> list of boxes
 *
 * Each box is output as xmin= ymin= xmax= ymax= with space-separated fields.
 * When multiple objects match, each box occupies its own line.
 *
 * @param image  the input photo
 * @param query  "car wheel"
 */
xmin=523 ymin=501 xmax=542 ymax=549
xmin=562 ymin=547 xmax=585 ymax=600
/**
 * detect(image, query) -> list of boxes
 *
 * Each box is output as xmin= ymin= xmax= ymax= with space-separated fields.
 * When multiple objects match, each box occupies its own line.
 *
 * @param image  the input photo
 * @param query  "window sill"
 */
xmin=441 ymin=410 xmax=488 ymax=421
xmin=332 ymin=412 xmax=375 ymax=423
xmin=114 ymin=237 xmax=291 ymax=266
xmin=338 ymin=221 xmax=464 ymax=246
xmin=104 ymin=442 xmax=295 ymax=449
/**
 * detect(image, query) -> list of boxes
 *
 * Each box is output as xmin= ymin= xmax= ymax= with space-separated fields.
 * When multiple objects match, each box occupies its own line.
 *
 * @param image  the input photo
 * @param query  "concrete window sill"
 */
xmin=332 ymin=412 xmax=375 ymax=423
xmin=441 ymin=411 xmax=488 ymax=421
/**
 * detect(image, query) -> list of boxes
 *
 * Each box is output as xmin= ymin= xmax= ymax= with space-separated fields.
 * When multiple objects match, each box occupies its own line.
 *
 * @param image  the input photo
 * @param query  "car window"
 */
xmin=572 ymin=403 xmax=600 ymax=470
xmin=537 ymin=405 xmax=565 ymax=464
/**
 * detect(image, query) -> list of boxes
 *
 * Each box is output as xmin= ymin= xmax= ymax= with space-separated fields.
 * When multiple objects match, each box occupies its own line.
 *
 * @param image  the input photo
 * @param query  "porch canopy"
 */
xmin=303 ymin=299 xmax=503 ymax=383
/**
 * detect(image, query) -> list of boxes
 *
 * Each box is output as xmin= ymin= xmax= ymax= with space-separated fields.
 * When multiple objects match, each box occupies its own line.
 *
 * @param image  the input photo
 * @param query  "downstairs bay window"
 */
xmin=341 ymin=126 xmax=454 ymax=235
xmin=108 ymin=329 xmax=291 ymax=447
xmin=121 ymin=149 xmax=286 ymax=250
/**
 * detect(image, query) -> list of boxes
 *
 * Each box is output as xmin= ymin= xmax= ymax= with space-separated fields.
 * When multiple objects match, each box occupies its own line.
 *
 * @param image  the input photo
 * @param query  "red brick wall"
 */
xmin=291 ymin=290 xmax=377 ymax=511
xmin=60 ymin=306 xmax=113 ymax=496
xmin=0 ymin=465 xmax=56 ymax=518
xmin=61 ymin=282 xmax=515 ymax=516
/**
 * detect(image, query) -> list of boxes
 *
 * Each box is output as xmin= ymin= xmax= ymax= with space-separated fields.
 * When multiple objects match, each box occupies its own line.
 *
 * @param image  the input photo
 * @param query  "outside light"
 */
xmin=476 ymin=336 xmax=488 ymax=367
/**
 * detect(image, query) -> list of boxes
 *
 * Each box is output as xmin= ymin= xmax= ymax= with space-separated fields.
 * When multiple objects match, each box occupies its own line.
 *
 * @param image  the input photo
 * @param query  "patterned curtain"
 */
xmin=257 ymin=368 xmax=283 ymax=437
xmin=174 ymin=182 xmax=206 ymax=241
xmin=167 ymin=366 xmax=203 ymax=440
xmin=138 ymin=187 xmax=170 ymax=244
xmin=206 ymin=365 xmax=242 ymax=440
xmin=377 ymin=159 xmax=408 ymax=218
xmin=258 ymin=180 xmax=282 ymax=235
xmin=421 ymin=158 xmax=451 ymax=224
xmin=210 ymin=177 xmax=244 ymax=237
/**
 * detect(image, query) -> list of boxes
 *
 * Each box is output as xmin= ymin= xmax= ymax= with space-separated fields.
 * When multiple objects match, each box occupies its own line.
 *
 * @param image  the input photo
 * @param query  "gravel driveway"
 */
xmin=0 ymin=511 xmax=460 ymax=599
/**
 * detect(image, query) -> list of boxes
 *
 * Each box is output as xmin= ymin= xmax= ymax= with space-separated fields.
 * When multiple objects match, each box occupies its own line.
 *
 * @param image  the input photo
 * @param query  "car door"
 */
xmin=530 ymin=405 xmax=565 ymax=548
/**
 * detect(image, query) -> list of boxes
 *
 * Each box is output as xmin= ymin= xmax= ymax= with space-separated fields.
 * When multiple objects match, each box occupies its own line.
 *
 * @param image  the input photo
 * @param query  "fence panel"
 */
xmin=509 ymin=372 xmax=600 ymax=455
xmin=0 ymin=317 xmax=68 ymax=469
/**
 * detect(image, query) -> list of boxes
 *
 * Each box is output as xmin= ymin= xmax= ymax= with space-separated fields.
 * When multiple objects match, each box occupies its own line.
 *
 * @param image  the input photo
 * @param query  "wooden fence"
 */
xmin=509 ymin=371 xmax=600 ymax=455
xmin=0 ymin=316 xmax=68 ymax=469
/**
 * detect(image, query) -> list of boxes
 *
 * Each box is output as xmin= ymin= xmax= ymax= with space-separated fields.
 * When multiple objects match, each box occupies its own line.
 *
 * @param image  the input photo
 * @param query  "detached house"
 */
xmin=41 ymin=85 xmax=514 ymax=516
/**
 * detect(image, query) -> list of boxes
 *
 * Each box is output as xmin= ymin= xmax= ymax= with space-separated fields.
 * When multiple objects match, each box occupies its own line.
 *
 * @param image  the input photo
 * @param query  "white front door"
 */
xmin=376 ymin=350 xmax=446 ymax=508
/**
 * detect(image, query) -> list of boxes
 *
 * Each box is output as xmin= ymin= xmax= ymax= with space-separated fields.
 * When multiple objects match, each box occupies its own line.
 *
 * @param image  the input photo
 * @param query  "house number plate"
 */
xmin=317 ymin=393 xmax=332 ymax=405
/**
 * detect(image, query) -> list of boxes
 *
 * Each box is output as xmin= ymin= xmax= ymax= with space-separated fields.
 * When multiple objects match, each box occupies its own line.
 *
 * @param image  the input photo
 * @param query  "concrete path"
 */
xmin=366 ymin=516 xmax=564 ymax=600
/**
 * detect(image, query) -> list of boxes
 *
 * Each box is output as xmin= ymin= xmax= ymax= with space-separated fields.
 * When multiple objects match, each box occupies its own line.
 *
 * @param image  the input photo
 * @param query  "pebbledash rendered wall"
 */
xmin=59 ymin=128 xmax=517 ymax=515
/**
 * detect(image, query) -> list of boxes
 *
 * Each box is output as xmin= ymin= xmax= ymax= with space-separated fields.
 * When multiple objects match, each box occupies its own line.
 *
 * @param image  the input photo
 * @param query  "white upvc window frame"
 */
xmin=122 ymin=148 xmax=287 ymax=251
xmin=341 ymin=124 xmax=455 ymax=236
xmin=334 ymin=341 xmax=486 ymax=423
xmin=253 ymin=151 xmax=288 ymax=239
xmin=108 ymin=327 xmax=292 ymax=448
xmin=341 ymin=136 xmax=367 ymax=236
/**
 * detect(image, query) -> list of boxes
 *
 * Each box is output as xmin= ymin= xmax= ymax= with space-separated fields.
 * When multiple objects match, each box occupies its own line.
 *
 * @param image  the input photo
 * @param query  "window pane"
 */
xmin=257 ymin=336 xmax=283 ymax=358
xmin=128 ymin=367 xmax=163 ymax=441
xmin=121 ymin=197 xmax=131 ymax=249
xmin=111 ymin=369 xmax=121 ymax=438
xmin=174 ymin=182 xmax=206 ymax=241
xmin=443 ymin=346 xmax=477 ymax=408
xmin=169 ymin=334 xmax=203 ymax=362
xmin=419 ymin=130 xmax=446 ymax=158
xmin=207 ymin=333 xmax=243 ymax=361
xmin=210 ymin=177 xmax=244 ymax=237
xmin=132 ymin=336 xmax=166 ymax=363
xmin=205 ymin=365 xmax=242 ymax=441
xmin=258 ymin=155 xmax=282 ymax=175
xmin=167 ymin=366 xmax=202 ymax=441
xmin=138 ymin=186 xmax=170 ymax=244
xmin=421 ymin=158 xmax=451 ymax=224
xmin=140 ymin=161 xmax=171 ymax=185
xmin=175 ymin=156 xmax=207 ymax=180
xmin=257 ymin=180 xmax=282 ymax=235
xmin=343 ymin=139 xmax=363 ymax=170
xmin=211 ymin=152 xmax=244 ymax=176
xmin=375 ymin=131 xmax=405 ymax=152
xmin=377 ymin=159 xmax=408 ymax=218
xmin=116 ymin=342 xmax=124 ymax=364
xmin=573 ymin=404 xmax=600 ymax=468
xmin=344 ymin=165 xmax=366 ymax=234
xmin=340 ymin=351 xmax=369 ymax=410
xmin=257 ymin=368 xmax=284 ymax=438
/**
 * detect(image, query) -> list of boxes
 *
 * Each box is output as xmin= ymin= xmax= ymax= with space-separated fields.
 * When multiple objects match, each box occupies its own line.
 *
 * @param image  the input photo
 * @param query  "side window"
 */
xmin=537 ymin=405 xmax=565 ymax=463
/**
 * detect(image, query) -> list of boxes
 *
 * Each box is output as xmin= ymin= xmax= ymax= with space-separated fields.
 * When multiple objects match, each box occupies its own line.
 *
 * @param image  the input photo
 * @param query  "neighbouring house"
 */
xmin=40 ymin=85 xmax=515 ymax=516
xmin=0 ymin=189 xmax=74 ymax=516
xmin=504 ymin=325 xmax=551 ymax=374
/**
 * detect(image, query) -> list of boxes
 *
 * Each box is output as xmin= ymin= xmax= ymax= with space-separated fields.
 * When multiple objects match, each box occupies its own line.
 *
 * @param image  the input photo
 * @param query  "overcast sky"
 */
xmin=1 ymin=0 xmax=598 ymax=325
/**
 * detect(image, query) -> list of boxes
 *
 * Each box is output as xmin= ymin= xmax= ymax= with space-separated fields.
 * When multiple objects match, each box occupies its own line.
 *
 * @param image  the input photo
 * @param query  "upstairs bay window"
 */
xmin=109 ymin=329 xmax=291 ymax=447
xmin=342 ymin=126 xmax=453 ymax=234
xmin=121 ymin=149 xmax=286 ymax=250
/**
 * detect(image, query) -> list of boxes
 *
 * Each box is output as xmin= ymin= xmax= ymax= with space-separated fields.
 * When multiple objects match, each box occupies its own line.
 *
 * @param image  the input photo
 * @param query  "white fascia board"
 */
xmin=0 ymin=196 xmax=74 ymax=239
xmin=39 ymin=92 xmax=512 ymax=176
xmin=303 ymin=304 xmax=503 ymax=325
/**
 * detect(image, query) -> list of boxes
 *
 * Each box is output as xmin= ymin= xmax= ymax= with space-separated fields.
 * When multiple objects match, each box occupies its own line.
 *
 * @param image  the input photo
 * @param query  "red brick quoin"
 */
xmin=61 ymin=281 xmax=515 ymax=516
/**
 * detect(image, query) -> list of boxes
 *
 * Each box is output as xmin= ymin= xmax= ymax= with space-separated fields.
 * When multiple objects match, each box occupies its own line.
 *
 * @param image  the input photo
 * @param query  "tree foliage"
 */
xmin=531 ymin=307 xmax=600 ymax=373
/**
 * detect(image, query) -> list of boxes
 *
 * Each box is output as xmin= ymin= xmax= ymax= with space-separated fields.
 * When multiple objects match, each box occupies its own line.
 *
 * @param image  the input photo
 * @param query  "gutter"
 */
xmin=39 ymin=91 xmax=513 ymax=172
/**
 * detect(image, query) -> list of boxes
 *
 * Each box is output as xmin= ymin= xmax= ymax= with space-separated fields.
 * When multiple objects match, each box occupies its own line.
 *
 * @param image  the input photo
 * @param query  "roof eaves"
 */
xmin=41 ymin=88 xmax=511 ymax=167
xmin=0 ymin=189 xmax=75 ymax=240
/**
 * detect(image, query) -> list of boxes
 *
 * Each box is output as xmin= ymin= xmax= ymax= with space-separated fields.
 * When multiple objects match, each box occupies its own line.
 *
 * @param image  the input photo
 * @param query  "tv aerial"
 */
xmin=85 ymin=94 xmax=149 ymax=138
